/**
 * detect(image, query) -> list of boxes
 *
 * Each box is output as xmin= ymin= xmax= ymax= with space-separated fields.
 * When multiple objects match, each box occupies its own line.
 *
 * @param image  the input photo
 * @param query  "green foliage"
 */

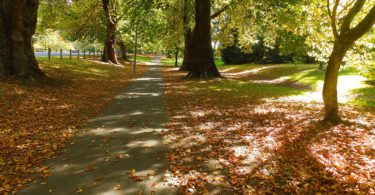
xmin=33 ymin=29 xmax=74 ymax=51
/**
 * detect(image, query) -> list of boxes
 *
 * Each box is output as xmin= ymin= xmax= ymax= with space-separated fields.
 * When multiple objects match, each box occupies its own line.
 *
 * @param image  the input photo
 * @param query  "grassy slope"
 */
xmin=218 ymin=63 xmax=374 ymax=107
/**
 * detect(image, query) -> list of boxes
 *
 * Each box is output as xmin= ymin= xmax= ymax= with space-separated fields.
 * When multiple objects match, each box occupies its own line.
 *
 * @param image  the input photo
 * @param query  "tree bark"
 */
xmin=0 ymin=0 xmax=45 ymax=80
xmin=180 ymin=0 xmax=192 ymax=71
xmin=323 ymin=2 xmax=375 ymax=123
xmin=117 ymin=41 xmax=127 ymax=60
xmin=323 ymin=41 xmax=349 ymax=122
xmin=175 ymin=47 xmax=179 ymax=67
xmin=180 ymin=28 xmax=192 ymax=71
xmin=101 ymin=0 xmax=119 ymax=64
xmin=188 ymin=0 xmax=220 ymax=79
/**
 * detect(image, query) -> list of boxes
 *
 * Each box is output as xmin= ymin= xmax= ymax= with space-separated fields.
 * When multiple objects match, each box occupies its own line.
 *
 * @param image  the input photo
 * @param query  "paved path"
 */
xmin=19 ymin=57 xmax=176 ymax=195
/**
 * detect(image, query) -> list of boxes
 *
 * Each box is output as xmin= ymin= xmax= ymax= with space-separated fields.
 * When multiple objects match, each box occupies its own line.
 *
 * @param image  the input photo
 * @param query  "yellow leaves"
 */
xmin=128 ymin=169 xmax=143 ymax=182
xmin=112 ymin=184 xmax=121 ymax=190
xmin=75 ymin=186 xmax=84 ymax=193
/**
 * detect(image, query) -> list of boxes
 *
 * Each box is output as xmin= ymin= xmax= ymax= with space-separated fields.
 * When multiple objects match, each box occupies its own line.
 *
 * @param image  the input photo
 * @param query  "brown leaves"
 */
xmin=128 ymin=169 xmax=143 ymax=182
xmin=84 ymin=165 xmax=96 ymax=172
xmin=161 ymin=67 xmax=375 ymax=194
xmin=0 ymin=60 xmax=148 ymax=194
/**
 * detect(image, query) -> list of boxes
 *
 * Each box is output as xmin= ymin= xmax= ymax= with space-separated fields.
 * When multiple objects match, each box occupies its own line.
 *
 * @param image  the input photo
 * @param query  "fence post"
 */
xmin=83 ymin=51 xmax=86 ymax=59
xmin=48 ymin=47 xmax=51 ymax=61
xmin=60 ymin=49 xmax=62 ymax=60
xmin=69 ymin=49 xmax=72 ymax=60
xmin=77 ymin=50 xmax=80 ymax=59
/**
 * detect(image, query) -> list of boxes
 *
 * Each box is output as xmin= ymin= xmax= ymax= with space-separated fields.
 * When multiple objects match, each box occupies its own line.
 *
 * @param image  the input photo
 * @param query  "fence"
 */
xmin=34 ymin=48 xmax=104 ymax=61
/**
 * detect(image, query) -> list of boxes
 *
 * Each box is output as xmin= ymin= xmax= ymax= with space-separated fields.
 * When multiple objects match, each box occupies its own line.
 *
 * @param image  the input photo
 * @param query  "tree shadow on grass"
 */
xmin=162 ymin=76 xmax=374 ymax=194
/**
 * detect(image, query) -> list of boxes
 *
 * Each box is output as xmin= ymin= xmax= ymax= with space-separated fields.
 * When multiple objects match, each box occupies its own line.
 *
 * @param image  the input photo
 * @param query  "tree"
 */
xmin=0 ymin=0 xmax=45 ymax=80
xmin=117 ymin=40 xmax=128 ymax=60
xmin=180 ymin=0 xmax=193 ymax=71
xmin=188 ymin=0 xmax=220 ymax=78
xmin=101 ymin=0 xmax=124 ymax=64
xmin=323 ymin=0 xmax=375 ymax=122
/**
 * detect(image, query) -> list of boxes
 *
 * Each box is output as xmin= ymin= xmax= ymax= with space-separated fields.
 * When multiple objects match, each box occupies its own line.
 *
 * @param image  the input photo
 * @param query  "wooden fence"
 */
xmin=37 ymin=48 xmax=104 ymax=61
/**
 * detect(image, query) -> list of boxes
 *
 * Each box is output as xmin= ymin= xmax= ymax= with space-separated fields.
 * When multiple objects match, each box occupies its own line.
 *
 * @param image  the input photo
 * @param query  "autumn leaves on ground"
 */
xmin=162 ymin=64 xmax=374 ymax=194
xmin=1 ymin=57 xmax=374 ymax=194
xmin=0 ymin=58 xmax=147 ymax=193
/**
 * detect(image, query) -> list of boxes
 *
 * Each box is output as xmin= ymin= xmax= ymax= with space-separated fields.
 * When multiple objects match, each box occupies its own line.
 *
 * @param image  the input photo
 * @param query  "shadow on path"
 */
xmin=19 ymin=57 xmax=177 ymax=195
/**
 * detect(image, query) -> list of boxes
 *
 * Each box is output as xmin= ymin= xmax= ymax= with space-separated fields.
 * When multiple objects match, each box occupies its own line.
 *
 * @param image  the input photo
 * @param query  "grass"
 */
xmin=218 ymin=63 xmax=374 ymax=107
xmin=127 ymin=54 xmax=154 ymax=63
xmin=161 ymin=58 xmax=182 ymax=66
xmin=192 ymin=80 xmax=303 ymax=100
xmin=350 ymin=86 xmax=375 ymax=107
xmin=161 ymin=57 xmax=224 ymax=67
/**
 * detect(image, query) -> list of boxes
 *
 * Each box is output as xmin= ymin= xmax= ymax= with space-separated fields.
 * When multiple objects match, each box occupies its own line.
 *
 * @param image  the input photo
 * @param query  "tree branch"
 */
xmin=340 ymin=0 xmax=366 ymax=34
xmin=347 ymin=4 xmax=375 ymax=41
xmin=211 ymin=0 xmax=237 ymax=19
xmin=102 ymin=0 xmax=115 ymax=25
xmin=327 ymin=0 xmax=340 ymax=38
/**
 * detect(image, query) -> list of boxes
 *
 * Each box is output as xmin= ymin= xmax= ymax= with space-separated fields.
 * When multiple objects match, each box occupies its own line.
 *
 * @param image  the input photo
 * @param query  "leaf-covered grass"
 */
xmin=162 ymin=65 xmax=374 ymax=194
xmin=0 ymin=59 xmax=147 ymax=193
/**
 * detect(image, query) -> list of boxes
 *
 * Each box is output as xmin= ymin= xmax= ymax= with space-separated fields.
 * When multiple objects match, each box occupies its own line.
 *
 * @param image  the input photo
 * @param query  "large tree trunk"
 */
xmin=323 ymin=41 xmax=350 ymax=123
xmin=101 ymin=0 xmax=119 ymax=64
xmin=174 ymin=47 xmax=179 ymax=67
xmin=0 ymin=0 xmax=45 ymax=80
xmin=180 ymin=28 xmax=192 ymax=71
xmin=322 ymin=1 xmax=375 ymax=123
xmin=188 ymin=0 xmax=220 ymax=79
xmin=180 ymin=0 xmax=192 ymax=71
xmin=117 ymin=41 xmax=127 ymax=60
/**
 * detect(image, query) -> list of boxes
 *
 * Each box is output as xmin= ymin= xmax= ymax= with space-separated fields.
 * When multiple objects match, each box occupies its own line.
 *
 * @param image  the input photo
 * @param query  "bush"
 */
xmin=221 ymin=46 xmax=253 ymax=65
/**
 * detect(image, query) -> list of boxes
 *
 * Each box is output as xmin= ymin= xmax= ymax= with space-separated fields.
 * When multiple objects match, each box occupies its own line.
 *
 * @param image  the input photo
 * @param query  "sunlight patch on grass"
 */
xmin=192 ymin=80 xmax=303 ymax=100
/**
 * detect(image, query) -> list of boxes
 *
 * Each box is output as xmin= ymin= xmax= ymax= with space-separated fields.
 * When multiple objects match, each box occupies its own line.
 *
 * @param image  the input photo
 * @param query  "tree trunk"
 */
xmin=0 ymin=0 xmax=45 ymax=80
xmin=175 ymin=47 xmax=179 ymax=67
xmin=117 ymin=41 xmax=127 ymax=60
xmin=180 ymin=28 xmax=192 ymax=71
xmin=180 ymin=0 xmax=192 ymax=71
xmin=319 ymin=62 xmax=324 ymax=70
xmin=188 ymin=0 xmax=220 ymax=79
xmin=101 ymin=0 xmax=119 ymax=64
xmin=323 ymin=41 xmax=349 ymax=123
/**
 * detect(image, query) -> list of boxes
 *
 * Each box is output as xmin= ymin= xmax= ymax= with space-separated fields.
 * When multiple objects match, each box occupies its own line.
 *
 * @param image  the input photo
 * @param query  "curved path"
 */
xmin=19 ymin=57 xmax=176 ymax=194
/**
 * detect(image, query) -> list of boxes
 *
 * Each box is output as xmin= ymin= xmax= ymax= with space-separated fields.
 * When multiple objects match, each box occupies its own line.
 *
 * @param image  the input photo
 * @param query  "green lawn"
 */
xmin=218 ymin=63 xmax=374 ymax=107
xmin=161 ymin=58 xmax=182 ymax=66
xmin=135 ymin=55 xmax=153 ymax=63
xmin=161 ymin=58 xmax=224 ymax=67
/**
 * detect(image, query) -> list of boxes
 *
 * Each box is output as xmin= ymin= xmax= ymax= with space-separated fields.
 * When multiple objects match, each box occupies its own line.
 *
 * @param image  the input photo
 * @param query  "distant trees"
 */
xmin=0 ymin=0 xmax=45 ymax=80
